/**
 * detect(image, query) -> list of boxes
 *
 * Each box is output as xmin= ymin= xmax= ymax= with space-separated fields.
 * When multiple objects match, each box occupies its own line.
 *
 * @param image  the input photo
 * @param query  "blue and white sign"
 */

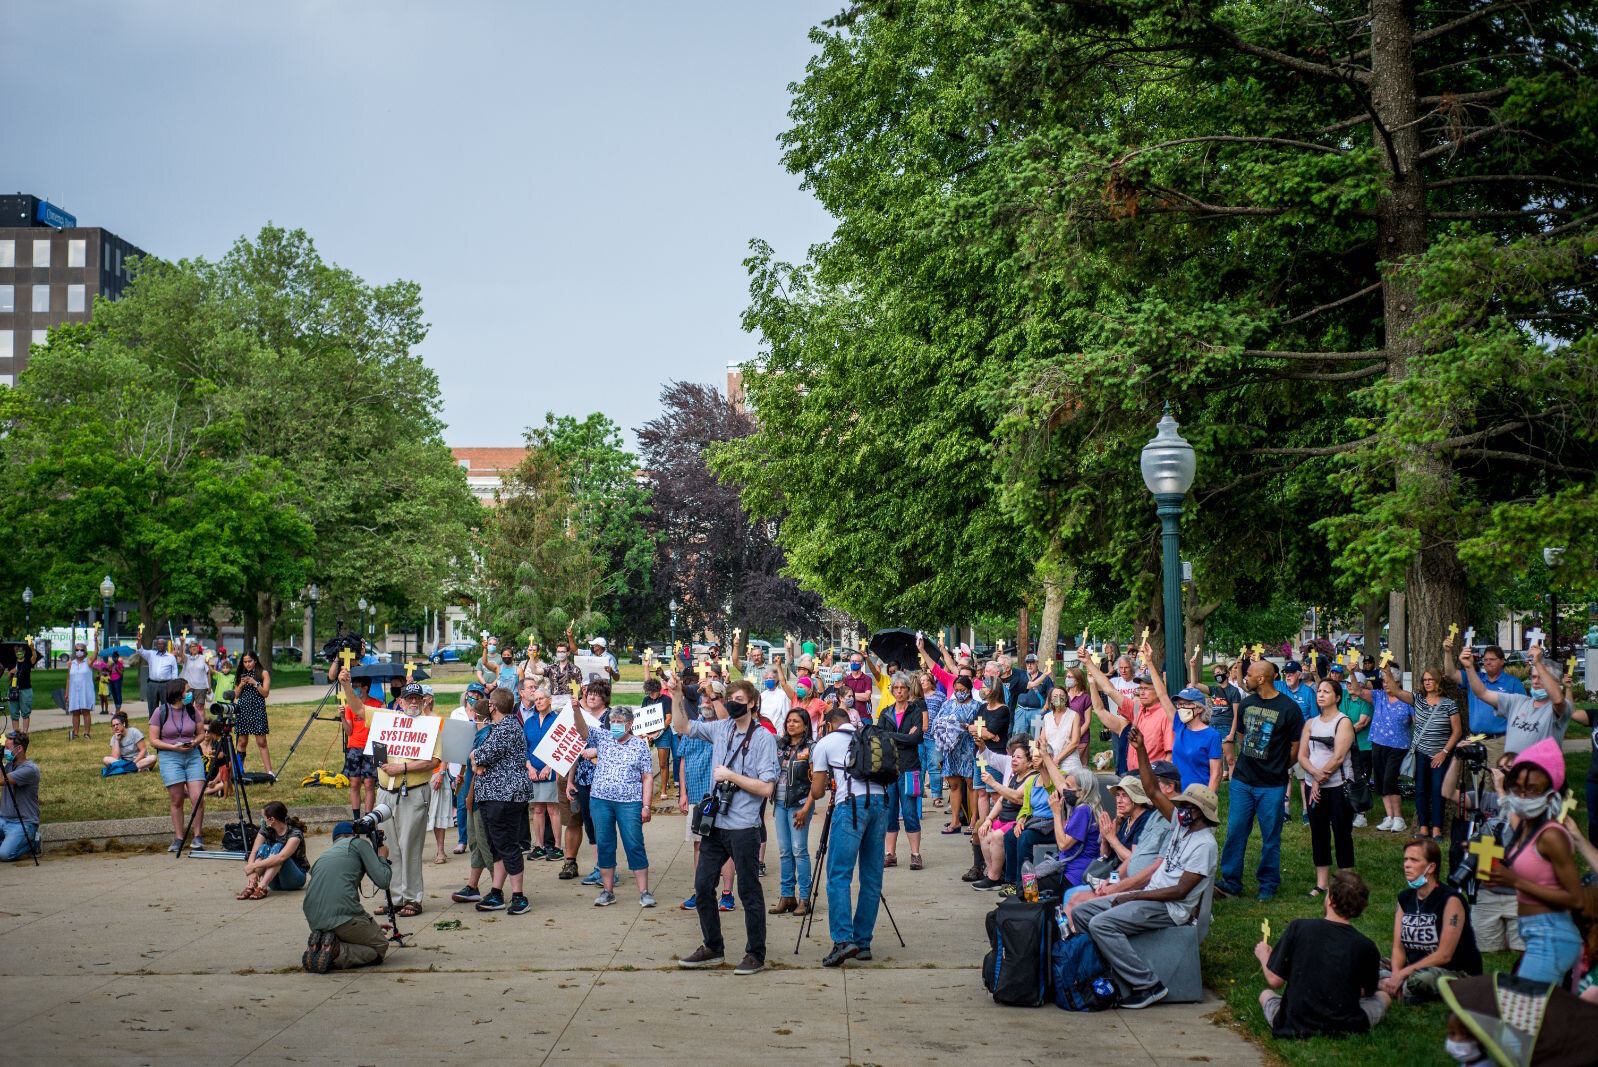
xmin=34 ymin=199 xmax=76 ymax=229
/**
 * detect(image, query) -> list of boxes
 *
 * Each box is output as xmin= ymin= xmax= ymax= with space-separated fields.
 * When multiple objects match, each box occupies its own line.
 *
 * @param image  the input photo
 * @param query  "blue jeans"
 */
xmin=1414 ymin=751 xmax=1451 ymax=830
xmin=1114 ymin=726 xmax=1130 ymax=776
xmin=920 ymin=736 xmax=942 ymax=798
xmin=826 ymin=795 xmax=890 ymax=949
xmin=773 ymin=800 xmax=812 ymax=899
xmin=589 ymin=796 xmax=648 ymax=871
xmin=885 ymin=773 xmax=922 ymax=834
xmin=0 ymin=817 xmax=38 ymax=861
xmin=1517 ymin=910 xmax=1582 ymax=984
xmin=454 ymin=779 xmax=469 ymax=846
xmin=1004 ymin=825 xmax=1053 ymax=885
xmin=253 ymin=841 xmax=307 ymax=890
xmin=1014 ymin=705 xmax=1042 ymax=740
xmin=1219 ymin=779 xmax=1287 ymax=896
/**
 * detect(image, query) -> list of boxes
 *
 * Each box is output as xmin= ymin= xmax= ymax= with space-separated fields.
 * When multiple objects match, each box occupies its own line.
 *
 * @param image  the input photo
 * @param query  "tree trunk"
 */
xmin=1370 ymin=0 xmax=1468 ymax=682
xmin=1184 ymin=600 xmax=1223 ymax=670
xmin=255 ymin=592 xmax=276 ymax=670
xmin=1389 ymin=591 xmax=1408 ymax=668
xmin=1361 ymin=595 xmax=1386 ymax=663
xmin=1017 ymin=606 xmax=1030 ymax=659
xmin=1038 ymin=573 xmax=1064 ymax=671
xmin=242 ymin=598 xmax=260 ymax=662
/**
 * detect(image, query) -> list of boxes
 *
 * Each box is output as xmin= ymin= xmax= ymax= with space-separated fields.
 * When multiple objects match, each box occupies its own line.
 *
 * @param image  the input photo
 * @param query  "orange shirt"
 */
xmin=344 ymin=697 xmax=382 ymax=750
xmin=1119 ymin=696 xmax=1174 ymax=769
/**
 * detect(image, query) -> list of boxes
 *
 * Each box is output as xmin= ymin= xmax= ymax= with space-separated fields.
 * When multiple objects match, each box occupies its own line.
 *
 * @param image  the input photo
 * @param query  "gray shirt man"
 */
xmin=684 ymin=718 xmax=778 ymax=828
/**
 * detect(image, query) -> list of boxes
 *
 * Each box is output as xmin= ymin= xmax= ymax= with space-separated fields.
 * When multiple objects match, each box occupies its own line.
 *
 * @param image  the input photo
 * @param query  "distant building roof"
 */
xmin=451 ymin=447 xmax=528 ymax=502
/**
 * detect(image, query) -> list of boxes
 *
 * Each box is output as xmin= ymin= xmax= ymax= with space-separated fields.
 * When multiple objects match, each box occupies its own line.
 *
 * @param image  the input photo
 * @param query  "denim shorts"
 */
xmin=158 ymin=745 xmax=206 ymax=786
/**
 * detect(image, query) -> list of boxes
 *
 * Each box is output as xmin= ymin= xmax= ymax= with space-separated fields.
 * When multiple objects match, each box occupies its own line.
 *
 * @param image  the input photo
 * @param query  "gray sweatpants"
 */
xmin=376 ymin=784 xmax=430 ymax=905
xmin=1069 ymin=896 xmax=1176 ymax=994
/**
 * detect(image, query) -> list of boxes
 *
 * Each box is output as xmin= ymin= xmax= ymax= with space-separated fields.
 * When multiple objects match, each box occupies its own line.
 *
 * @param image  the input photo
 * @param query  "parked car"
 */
xmin=430 ymin=640 xmax=477 ymax=664
xmin=272 ymin=645 xmax=303 ymax=663
xmin=629 ymin=641 xmax=670 ymax=664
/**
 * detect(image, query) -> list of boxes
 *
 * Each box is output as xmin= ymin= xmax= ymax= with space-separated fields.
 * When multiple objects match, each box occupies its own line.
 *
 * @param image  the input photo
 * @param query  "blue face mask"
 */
xmin=1530 ymin=687 xmax=1549 ymax=702
xmin=609 ymin=723 xmax=626 ymax=740
xmin=764 ymin=679 xmax=777 ymax=690
xmin=850 ymin=662 xmax=862 ymax=672
xmin=183 ymin=691 xmax=194 ymax=706
xmin=1406 ymin=874 xmax=1429 ymax=890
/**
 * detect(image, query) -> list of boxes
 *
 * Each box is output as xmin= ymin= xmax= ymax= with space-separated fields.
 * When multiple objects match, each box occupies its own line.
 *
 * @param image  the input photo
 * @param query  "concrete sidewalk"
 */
xmin=0 ymin=808 xmax=1259 ymax=1066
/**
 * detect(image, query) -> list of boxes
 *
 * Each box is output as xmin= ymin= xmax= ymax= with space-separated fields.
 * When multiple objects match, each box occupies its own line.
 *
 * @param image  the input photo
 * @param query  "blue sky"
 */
xmin=2 ymin=1 xmax=838 ymax=447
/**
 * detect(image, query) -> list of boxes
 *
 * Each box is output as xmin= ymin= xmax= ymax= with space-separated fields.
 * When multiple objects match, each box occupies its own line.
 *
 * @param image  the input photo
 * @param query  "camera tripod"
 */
xmin=794 ymin=800 xmax=906 ymax=954
xmin=0 ymin=754 xmax=40 ymax=866
xmin=178 ymin=710 xmax=256 ymax=860
xmin=1446 ymin=757 xmax=1495 ymax=901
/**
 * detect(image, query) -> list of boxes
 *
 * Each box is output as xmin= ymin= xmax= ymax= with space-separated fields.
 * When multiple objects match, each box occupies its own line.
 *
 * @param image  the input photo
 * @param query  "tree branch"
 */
xmin=1281 ymin=283 xmax=1384 ymax=325
xmin=1428 ymin=208 xmax=1575 ymax=219
xmin=1211 ymin=27 xmax=1373 ymax=84
xmin=1454 ymin=448 xmax=1589 ymax=475
xmin=1428 ymin=173 xmax=1598 ymax=192
xmin=1245 ymin=435 xmax=1381 ymax=457
xmin=1282 ymin=362 xmax=1387 ymax=381
xmin=1419 ymin=88 xmax=1511 ymax=106
xmin=1418 ymin=121 xmax=1513 ymax=161
xmin=1146 ymin=185 xmax=1288 ymax=217
xmin=1110 ymin=136 xmax=1343 ymax=168
xmin=1350 ymin=2 xmax=1528 ymax=62
xmin=1240 ymin=348 xmax=1387 ymax=361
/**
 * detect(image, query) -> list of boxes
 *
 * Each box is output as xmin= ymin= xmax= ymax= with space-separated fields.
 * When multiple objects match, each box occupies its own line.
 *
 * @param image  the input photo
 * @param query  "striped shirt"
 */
xmin=1411 ymin=696 xmax=1459 ymax=757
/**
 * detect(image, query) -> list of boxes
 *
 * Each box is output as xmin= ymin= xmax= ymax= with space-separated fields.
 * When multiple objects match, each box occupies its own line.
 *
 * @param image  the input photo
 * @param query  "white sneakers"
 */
xmin=1375 ymin=816 xmax=1407 ymax=832
xmin=1352 ymin=813 xmax=1367 ymax=828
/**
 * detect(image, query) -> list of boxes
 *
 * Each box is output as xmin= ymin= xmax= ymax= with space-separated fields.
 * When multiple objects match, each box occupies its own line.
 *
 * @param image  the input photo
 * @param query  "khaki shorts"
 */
xmin=1263 ymin=990 xmax=1385 ymax=1030
xmin=556 ymin=774 xmax=582 ymax=829
xmin=1471 ymin=887 xmax=1524 ymax=952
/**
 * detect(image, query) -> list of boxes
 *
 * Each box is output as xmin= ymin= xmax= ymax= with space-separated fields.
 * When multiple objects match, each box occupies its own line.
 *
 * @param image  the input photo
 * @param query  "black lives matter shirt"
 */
xmin=1232 ymin=691 xmax=1304 ymax=789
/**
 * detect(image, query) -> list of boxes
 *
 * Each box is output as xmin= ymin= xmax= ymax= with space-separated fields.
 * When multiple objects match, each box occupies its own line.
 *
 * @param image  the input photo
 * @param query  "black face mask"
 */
xmin=726 ymin=699 xmax=751 ymax=719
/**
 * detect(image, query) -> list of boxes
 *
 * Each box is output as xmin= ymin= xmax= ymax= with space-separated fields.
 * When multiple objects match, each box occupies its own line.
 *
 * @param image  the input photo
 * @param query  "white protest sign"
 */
xmin=550 ymin=693 xmax=573 ymax=717
xmin=440 ymin=717 xmax=478 ymax=765
xmin=531 ymin=706 xmax=589 ymax=777
xmin=633 ymin=701 xmax=666 ymax=737
xmin=575 ymin=654 xmax=612 ymax=683
xmin=364 ymin=712 xmax=442 ymax=760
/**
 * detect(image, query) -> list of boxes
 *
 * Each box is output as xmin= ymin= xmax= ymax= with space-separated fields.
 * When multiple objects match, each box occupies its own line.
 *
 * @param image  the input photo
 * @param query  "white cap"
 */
xmin=589 ymin=636 xmax=607 ymax=649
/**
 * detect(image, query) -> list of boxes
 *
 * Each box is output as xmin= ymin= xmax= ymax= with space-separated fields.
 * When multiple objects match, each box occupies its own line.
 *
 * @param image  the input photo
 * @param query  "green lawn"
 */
xmin=1204 ymin=743 xmax=1592 ymax=1066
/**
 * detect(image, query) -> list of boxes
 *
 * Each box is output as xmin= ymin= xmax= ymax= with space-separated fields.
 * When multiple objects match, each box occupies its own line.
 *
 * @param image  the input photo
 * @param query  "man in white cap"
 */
xmin=588 ymin=638 xmax=620 ymax=682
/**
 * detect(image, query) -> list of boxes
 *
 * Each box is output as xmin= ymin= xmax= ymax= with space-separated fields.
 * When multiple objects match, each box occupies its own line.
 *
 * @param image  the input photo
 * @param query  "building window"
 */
xmin=67 ymin=284 xmax=86 ymax=313
xmin=0 ymin=285 xmax=12 ymax=313
xmin=115 ymin=249 xmax=122 ymax=275
xmin=31 ymin=285 xmax=49 ymax=313
xmin=0 ymin=240 xmax=13 ymax=268
xmin=0 ymin=330 xmax=11 ymax=359
xmin=0 ymin=374 xmax=12 ymax=388
xmin=31 ymin=329 xmax=46 ymax=349
xmin=32 ymin=239 xmax=51 ymax=268
xmin=68 ymin=239 xmax=86 ymax=268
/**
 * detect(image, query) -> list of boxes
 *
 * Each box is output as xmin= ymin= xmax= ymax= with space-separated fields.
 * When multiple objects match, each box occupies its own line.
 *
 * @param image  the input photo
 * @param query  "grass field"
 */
xmin=1203 ymin=743 xmax=1592 ymax=1066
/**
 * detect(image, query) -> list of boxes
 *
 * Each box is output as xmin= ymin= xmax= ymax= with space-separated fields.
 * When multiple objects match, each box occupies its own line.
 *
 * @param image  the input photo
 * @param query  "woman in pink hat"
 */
xmin=1478 ymin=737 xmax=1585 ymax=983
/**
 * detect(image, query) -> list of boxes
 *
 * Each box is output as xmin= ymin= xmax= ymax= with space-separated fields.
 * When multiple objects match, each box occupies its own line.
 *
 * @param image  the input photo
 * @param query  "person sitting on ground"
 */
xmin=1068 ymin=726 xmax=1219 ymax=1009
xmin=104 ymin=711 xmax=157 ymax=773
xmin=238 ymin=801 xmax=311 ymax=899
xmin=1256 ymin=869 xmax=1389 ymax=1036
xmin=1380 ymin=835 xmax=1481 ymax=1003
xmin=0 ymin=730 xmax=41 ymax=862
xmin=301 ymin=820 xmax=392 ymax=973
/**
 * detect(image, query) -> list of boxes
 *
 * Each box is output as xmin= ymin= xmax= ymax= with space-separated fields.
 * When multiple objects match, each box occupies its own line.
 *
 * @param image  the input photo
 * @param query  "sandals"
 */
xmin=432 ymin=855 xmax=448 ymax=865
xmin=240 ymin=886 xmax=269 ymax=900
xmin=396 ymin=902 xmax=423 ymax=918
xmin=236 ymin=887 xmax=257 ymax=900
xmin=1308 ymin=886 xmax=1324 ymax=899
xmin=452 ymin=844 xmax=466 ymax=854
xmin=940 ymin=824 xmax=963 ymax=835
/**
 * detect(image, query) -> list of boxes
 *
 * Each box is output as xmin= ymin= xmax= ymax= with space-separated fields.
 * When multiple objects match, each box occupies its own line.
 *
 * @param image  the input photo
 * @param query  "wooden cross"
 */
xmin=857 ymin=638 xmax=867 ymax=653
xmin=996 ymin=638 xmax=1005 ymax=655
xmin=733 ymin=627 xmax=742 ymax=642
xmin=179 ymin=628 xmax=189 ymax=641
xmin=1260 ymin=919 xmax=1271 ymax=945
xmin=137 ymin=622 xmax=145 ymax=635
xmin=1447 ymin=623 xmax=1459 ymax=645
xmin=1560 ymin=790 xmax=1579 ymax=823
xmin=338 ymin=647 xmax=357 ymax=674
xmin=1191 ymin=642 xmax=1200 ymax=658
xmin=1252 ymin=643 xmax=1265 ymax=658
xmin=1568 ymin=657 xmax=1579 ymax=679
xmin=1044 ymin=659 xmax=1054 ymax=675
xmin=673 ymin=640 xmax=682 ymax=654
xmin=1463 ymin=627 xmax=1475 ymax=648
xmin=1380 ymin=649 xmax=1394 ymax=667
xmin=1237 ymin=646 xmax=1247 ymax=660
xmin=1525 ymin=627 xmax=1545 ymax=648
xmin=1308 ymin=650 xmax=1319 ymax=668
xmin=1140 ymin=626 xmax=1150 ymax=648
xmin=406 ymin=659 xmax=420 ymax=681
xmin=1467 ymin=835 xmax=1505 ymax=875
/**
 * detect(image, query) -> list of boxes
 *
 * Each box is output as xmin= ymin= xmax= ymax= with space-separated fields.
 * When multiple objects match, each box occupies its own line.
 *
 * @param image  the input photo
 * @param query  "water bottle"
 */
xmin=1021 ymin=860 xmax=1038 ymax=903
xmin=1092 ymin=977 xmax=1116 ymax=1001
xmin=1056 ymin=905 xmax=1070 ymax=940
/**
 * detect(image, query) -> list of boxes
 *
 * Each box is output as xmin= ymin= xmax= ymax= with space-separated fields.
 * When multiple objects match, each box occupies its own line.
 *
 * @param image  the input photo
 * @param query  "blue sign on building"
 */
xmin=34 ymin=199 xmax=77 ymax=229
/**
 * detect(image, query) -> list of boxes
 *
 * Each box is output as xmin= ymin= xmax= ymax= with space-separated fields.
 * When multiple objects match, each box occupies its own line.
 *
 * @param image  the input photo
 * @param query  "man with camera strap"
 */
xmin=667 ymin=674 xmax=778 ymax=976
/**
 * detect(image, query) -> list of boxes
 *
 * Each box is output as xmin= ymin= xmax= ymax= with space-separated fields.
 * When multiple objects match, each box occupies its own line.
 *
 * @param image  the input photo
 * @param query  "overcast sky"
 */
xmin=2 ymin=1 xmax=837 ymax=448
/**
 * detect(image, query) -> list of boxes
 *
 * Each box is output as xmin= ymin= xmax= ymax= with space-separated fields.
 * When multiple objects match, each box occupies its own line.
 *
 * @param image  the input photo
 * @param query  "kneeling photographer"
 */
xmin=666 ymin=673 xmax=778 ymax=975
xmin=302 ymin=813 xmax=392 ymax=973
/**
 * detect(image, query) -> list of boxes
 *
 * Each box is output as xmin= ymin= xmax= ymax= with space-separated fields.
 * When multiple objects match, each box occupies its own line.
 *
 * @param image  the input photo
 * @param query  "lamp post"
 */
xmin=368 ymin=604 xmax=377 ymax=641
xmin=307 ymin=584 xmax=320 ymax=666
xmin=22 ymin=587 xmax=32 ymax=632
xmin=100 ymin=576 xmax=116 ymax=645
xmin=1543 ymin=546 xmax=1564 ymax=655
xmin=1140 ymin=404 xmax=1197 ymax=691
xmin=669 ymin=598 xmax=678 ymax=656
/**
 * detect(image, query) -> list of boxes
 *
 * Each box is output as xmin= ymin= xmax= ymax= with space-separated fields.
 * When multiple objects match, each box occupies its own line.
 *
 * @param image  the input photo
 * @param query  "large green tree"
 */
xmin=727 ymin=1 xmax=1596 ymax=677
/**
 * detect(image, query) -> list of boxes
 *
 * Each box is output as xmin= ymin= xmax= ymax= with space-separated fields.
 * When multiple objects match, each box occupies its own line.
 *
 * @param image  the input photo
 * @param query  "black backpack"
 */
xmin=845 ymin=721 xmax=900 ymax=787
xmin=982 ymin=897 xmax=1056 ymax=1006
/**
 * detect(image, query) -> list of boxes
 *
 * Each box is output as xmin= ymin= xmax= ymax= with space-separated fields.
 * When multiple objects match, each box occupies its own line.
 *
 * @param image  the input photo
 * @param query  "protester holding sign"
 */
xmin=582 ymin=705 xmax=656 ymax=907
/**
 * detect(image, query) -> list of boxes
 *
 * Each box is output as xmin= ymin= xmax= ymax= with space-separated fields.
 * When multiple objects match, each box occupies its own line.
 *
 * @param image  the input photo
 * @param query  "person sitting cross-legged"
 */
xmin=1256 ymin=869 xmax=1389 ymax=1037
xmin=1068 ymin=725 xmax=1219 ymax=1009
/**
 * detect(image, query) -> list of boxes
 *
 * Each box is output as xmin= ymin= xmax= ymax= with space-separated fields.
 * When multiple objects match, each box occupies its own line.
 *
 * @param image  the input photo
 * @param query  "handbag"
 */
xmin=1401 ymin=748 xmax=1417 ymax=780
xmin=1346 ymin=776 xmax=1373 ymax=812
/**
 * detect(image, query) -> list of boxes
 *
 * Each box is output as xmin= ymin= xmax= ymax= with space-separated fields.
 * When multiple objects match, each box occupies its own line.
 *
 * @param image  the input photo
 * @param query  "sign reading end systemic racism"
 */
xmin=364 ymin=712 xmax=442 ymax=760
xmin=531 ymin=706 xmax=587 ymax=777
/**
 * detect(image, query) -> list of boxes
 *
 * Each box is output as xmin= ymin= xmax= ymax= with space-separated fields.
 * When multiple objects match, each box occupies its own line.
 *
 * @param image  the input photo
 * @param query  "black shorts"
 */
xmin=1372 ymin=743 xmax=1405 ymax=796
xmin=478 ymin=799 xmax=525 ymax=877
xmin=343 ymin=748 xmax=377 ymax=781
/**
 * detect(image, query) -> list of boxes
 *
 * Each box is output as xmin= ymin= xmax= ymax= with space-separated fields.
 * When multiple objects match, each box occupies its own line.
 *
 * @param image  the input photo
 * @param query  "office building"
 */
xmin=0 ymin=193 xmax=149 ymax=385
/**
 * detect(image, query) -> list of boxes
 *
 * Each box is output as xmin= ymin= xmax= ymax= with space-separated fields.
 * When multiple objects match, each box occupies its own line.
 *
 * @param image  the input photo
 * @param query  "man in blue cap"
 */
xmin=303 ymin=820 xmax=392 ymax=973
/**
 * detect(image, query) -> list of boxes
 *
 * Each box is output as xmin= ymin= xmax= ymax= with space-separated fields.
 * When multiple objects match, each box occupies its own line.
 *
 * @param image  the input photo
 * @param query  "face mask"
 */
xmin=502 ymin=655 xmax=512 ymax=663
xmin=726 ymin=699 xmax=751 ymax=719
xmin=850 ymin=662 xmax=862 ymax=672
xmin=796 ymin=688 xmax=811 ymax=700
xmin=827 ymin=671 xmax=843 ymax=683
xmin=1407 ymin=874 xmax=1430 ymax=890
xmin=1176 ymin=807 xmax=1198 ymax=827
xmin=1530 ymin=687 xmax=1549 ymax=702
xmin=556 ymin=651 xmax=568 ymax=662
xmin=1213 ymin=676 xmax=1226 ymax=686
xmin=183 ymin=691 xmax=194 ymax=706
xmin=75 ymin=650 xmax=86 ymax=659
xmin=609 ymin=723 xmax=626 ymax=740
xmin=1177 ymin=705 xmax=1196 ymax=724
xmin=1501 ymin=791 xmax=1557 ymax=820
xmin=1058 ymin=790 xmax=1078 ymax=807
xmin=1444 ymin=1038 xmax=1482 ymax=1064
xmin=764 ymin=679 xmax=777 ymax=690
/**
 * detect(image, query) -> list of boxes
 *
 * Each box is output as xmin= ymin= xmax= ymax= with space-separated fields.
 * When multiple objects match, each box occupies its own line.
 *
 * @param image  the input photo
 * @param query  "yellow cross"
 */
xmin=1252 ymin=643 xmax=1265 ymax=658
xmin=179 ymin=628 xmax=189 ymax=641
xmin=1560 ymin=790 xmax=1579 ymax=823
xmin=857 ymin=638 xmax=867 ymax=653
xmin=673 ymin=640 xmax=682 ymax=654
xmin=1447 ymin=623 xmax=1459 ymax=644
xmin=1261 ymin=918 xmax=1271 ymax=945
xmin=1467 ymin=835 xmax=1505 ymax=874
xmin=1044 ymin=659 xmax=1054 ymax=675
xmin=1140 ymin=626 xmax=1150 ymax=647
xmin=996 ymin=638 xmax=1005 ymax=655
xmin=1238 ymin=646 xmax=1246 ymax=660
xmin=137 ymin=622 xmax=145 ymax=634
xmin=338 ymin=647 xmax=357 ymax=672
xmin=1568 ymin=657 xmax=1578 ymax=679
xmin=1192 ymin=643 xmax=1200 ymax=658
xmin=1380 ymin=649 xmax=1394 ymax=667
xmin=406 ymin=660 xmax=420 ymax=681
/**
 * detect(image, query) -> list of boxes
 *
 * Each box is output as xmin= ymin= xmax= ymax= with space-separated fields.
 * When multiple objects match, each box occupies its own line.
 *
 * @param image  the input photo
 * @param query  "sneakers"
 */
xmin=559 ymin=858 xmax=580 ymax=879
xmin=167 ymin=838 xmax=183 ymax=854
xmin=475 ymin=890 xmax=507 ymax=912
xmin=733 ymin=953 xmax=765 ymax=975
xmin=526 ymin=845 xmax=548 ymax=861
xmin=506 ymin=894 xmax=530 ymax=916
xmin=451 ymin=885 xmax=483 ymax=904
xmin=594 ymin=889 xmax=617 ymax=907
xmin=191 ymin=837 xmax=206 ymax=851
xmin=640 ymin=891 xmax=658 ymax=908
xmin=581 ymin=868 xmax=603 ymax=886
xmin=909 ymin=853 xmax=923 ymax=870
xmin=1352 ymin=813 xmax=1368 ymax=828
xmin=822 ymin=941 xmax=859 ymax=967
xmin=855 ymin=948 xmax=873 ymax=961
xmin=971 ymin=878 xmax=1004 ymax=891
xmin=303 ymin=930 xmax=336 ymax=974
xmin=545 ymin=848 xmax=563 ymax=862
xmin=996 ymin=884 xmax=1018 ymax=899
xmin=960 ymin=864 xmax=984 ymax=883
xmin=1389 ymin=817 xmax=1407 ymax=833
xmin=1121 ymin=982 xmax=1169 ymax=1009
xmin=680 ymin=894 xmax=698 ymax=910
xmin=677 ymin=945 xmax=724 ymax=969
xmin=884 ymin=853 xmax=897 ymax=868
xmin=719 ymin=892 xmax=735 ymax=912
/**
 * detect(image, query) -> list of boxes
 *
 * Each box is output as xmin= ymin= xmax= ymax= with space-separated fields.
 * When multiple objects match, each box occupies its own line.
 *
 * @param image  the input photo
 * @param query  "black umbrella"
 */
xmin=867 ymin=628 xmax=944 ymax=672
xmin=350 ymin=662 xmax=431 ymax=682
xmin=0 ymin=642 xmax=26 ymax=670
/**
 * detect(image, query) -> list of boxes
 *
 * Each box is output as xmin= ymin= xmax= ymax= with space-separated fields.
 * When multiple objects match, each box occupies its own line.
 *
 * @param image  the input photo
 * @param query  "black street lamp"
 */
xmin=1140 ymin=404 xmax=1198 ymax=691
xmin=307 ymin=583 xmax=320 ymax=665
xmin=100 ymin=575 xmax=116 ymax=645
xmin=22 ymin=586 xmax=32 ymax=632
xmin=1543 ymin=547 xmax=1564 ymax=655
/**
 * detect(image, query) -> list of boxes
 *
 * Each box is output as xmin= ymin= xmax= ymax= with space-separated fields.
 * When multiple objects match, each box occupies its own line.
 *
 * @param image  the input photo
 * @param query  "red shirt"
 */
xmin=1119 ymin=696 xmax=1173 ymax=769
xmin=344 ymin=697 xmax=382 ymax=750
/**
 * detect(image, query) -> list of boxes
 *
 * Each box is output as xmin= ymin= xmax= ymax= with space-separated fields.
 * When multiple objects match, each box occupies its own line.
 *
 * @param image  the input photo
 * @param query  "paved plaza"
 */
xmin=1 ymin=815 xmax=1260 ymax=1066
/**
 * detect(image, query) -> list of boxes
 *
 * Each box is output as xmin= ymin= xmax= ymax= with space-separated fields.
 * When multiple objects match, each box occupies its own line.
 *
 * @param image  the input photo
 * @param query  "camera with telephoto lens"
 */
xmin=322 ymin=632 xmax=365 ymax=666
xmin=209 ymin=689 xmax=237 ymax=725
xmin=691 ymin=781 xmax=738 ymax=836
xmin=1453 ymin=740 xmax=1488 ymax=770
xmin=352 ymin=801 xmax=392 ymax=849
